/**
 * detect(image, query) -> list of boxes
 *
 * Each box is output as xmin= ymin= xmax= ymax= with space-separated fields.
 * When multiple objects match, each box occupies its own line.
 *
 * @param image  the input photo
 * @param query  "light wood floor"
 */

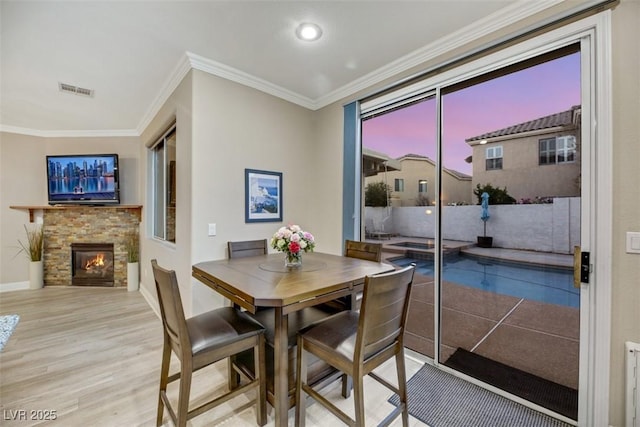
xmin=0 ymin=288 xmax=426 ymax=426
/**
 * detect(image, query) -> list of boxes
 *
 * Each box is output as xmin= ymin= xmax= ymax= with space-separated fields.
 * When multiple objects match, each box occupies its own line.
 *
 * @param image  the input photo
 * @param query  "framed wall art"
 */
xmin=245 ymin=169 xmax=282 ymax=223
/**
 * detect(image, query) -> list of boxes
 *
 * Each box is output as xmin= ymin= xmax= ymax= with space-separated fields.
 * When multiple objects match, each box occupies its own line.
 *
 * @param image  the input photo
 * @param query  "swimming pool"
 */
xmin=391 ymin=254 xmax=578 ymax=308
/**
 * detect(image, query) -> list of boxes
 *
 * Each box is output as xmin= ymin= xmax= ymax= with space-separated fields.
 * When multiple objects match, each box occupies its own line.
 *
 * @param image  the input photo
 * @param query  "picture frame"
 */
xmin=245 ymin=169 xmax=282 ymax=223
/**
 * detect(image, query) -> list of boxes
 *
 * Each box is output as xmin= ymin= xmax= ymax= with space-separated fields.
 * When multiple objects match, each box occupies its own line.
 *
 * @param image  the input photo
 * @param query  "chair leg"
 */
xmin=176 ymin=360 xmax=193 ymax=427
xmin=255 ymin=335 xmax=267 ymax=426
xmin=341 ymin=373 xmax=353 ymax=398
xmin=295 ymin=336 xmax=307 ymax=427
xmin=395 ymin=350 xmax=409 ymax=427
xmin=157 ymin=340 xmax=171 ymax=426
xmin=228 ymin=355 xmax=240 ymax=390
xmin=353 ymin=374 xmax=365 ymax=427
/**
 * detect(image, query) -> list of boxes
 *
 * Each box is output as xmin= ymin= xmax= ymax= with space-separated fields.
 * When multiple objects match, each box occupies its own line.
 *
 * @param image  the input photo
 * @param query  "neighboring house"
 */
xmin=364 ymin=153 xmax=472 ymax=207
xmin=466 ymin=105 xmax=581 ymax=202
xmin=362 ymin=147 xmax=401 ymax=177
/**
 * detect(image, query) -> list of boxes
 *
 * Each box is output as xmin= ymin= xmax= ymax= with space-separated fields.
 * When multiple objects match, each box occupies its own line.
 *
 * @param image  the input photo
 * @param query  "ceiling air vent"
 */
xmin=58 ymin=82 xmax=94 ymax=97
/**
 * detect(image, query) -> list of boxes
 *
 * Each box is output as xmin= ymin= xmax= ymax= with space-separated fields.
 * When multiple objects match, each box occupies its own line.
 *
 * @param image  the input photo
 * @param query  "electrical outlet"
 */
xmin=208 ymin=223 xmax=217 ymax=236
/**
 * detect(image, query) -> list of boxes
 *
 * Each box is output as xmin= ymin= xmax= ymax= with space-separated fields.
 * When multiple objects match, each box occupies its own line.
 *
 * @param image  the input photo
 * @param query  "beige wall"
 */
xmin=472 ymin=130 xmax=581 ymax=201
xmin=137 ymin=70 xmax=317 ymax=316
xmin=305 ymin=103 xmax=346 ymax=256
xmin=0 ymin=132 xmax=140 ymax=285
xmin=139 ymin=71 xmax=193 ymax=314
xmin=188 ymin=70 xmax=316 ymax=314
xmin=610 ymin=0 xmax=640 ymax=424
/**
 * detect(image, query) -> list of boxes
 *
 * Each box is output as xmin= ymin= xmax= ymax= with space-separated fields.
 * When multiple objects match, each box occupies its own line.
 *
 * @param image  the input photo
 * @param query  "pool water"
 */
xmin=392 ymin=254 xmax=578 ymax=308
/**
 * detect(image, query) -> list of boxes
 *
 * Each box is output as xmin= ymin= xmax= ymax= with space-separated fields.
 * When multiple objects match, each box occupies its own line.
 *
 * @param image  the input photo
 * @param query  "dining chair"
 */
xmin=295 ymin=264 xmax=416 ymax=427
xmin=345 ymin=239 xmax=383 ymax=262
xmin=323 ymin=240 xmax=383 ymax=312
xmin=151 ymin=259 xmax=267 ymax=427
xmin=228 ymin=239 xmax=268 ymax=259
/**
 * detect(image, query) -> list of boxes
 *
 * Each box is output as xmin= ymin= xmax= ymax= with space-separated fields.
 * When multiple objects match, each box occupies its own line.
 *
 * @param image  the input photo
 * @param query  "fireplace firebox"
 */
xmin=71 ymin=243 xmax=114 ymax=286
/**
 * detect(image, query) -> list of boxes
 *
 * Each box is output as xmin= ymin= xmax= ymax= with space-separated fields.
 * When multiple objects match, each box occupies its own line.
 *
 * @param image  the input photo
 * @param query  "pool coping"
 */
xmin=374 ymin=236 xmax=573 ymax=269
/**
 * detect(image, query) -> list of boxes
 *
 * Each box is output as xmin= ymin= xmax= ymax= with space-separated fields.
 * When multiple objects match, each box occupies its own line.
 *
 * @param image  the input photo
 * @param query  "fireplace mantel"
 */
xmin=11 ymin=204 xmax=142 ymax=288
xmin=10 ymin=205 xmax=142 ymax=222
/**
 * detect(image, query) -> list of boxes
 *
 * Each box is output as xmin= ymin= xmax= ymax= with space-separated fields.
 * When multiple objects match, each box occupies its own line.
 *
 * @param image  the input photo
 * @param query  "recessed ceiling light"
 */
xmin=295 ymin=23 xmax=322 ymax=41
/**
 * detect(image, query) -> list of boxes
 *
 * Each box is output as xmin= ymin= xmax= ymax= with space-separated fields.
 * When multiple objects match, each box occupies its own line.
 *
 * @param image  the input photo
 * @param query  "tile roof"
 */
xmin=466 ymin=105 xmax=580 ymax=142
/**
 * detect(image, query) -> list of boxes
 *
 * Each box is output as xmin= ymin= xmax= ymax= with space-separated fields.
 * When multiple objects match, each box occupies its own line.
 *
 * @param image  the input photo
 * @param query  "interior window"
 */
xmin=150 ymin=124 xmax=176 ymax=243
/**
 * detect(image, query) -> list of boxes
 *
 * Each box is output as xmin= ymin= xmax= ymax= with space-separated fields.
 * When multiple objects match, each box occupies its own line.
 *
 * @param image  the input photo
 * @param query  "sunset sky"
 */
xmin=362 ymin=52 xmax=581 ymax=175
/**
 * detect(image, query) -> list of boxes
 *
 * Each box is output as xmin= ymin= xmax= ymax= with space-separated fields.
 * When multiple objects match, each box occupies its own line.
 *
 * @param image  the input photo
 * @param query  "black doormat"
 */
xmin=444 ymin=348 xmax=577 ymax=420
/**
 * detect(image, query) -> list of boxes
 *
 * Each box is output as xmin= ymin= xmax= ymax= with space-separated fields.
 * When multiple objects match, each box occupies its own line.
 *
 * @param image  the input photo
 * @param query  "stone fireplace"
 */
xmin=71 ymin=243 xmax=115 ymax=286
xmin=10 ymin=205 xmax=142 ymax=288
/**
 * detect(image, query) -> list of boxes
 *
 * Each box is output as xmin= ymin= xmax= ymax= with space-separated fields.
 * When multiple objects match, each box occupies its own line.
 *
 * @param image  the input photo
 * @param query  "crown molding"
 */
xmin=0 ymin=125 xmax=138 ymax=138
xmin=135 ymin=52 xmax=194 ymax=135
xmin=185 ymin=51 xmax=317 ymax=110
xmin=315 ymin=0 xmax=563 ymax=109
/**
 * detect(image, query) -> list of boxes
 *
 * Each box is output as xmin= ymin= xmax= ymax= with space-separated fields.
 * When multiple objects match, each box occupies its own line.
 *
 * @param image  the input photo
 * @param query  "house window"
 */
xmin=394 ymin=178 xmax=404 ymax=192
xmin=485 ymin=146 xmax=503 ymax=170
xmin=539 ymin=135 xmax=576 ymax=165
xmin=150 ymin=124 xmax=176 ymax=243
xmin=418 ymin=180 xmax=428 ymax=193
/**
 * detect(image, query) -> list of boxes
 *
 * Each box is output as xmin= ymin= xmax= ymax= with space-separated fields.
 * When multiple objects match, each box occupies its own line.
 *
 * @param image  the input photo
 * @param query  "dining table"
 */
xmin=192 ymin=251 xmax=394 ymax=427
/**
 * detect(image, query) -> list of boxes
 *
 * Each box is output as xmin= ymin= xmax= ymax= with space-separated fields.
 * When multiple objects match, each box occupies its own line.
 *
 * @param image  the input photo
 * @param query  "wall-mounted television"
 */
xmin=46 ymin=154 xmax=120 ymax=205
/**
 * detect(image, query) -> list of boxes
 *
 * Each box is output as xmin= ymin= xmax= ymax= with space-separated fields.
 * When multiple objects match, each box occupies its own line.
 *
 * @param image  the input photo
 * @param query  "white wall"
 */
xmin=370 ymin=197 xmax=580 ymax=253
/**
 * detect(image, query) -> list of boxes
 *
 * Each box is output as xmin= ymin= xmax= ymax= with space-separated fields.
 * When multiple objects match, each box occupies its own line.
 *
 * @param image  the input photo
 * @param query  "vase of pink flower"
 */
xmin=271 ymin=224 xmax=315 ymax=268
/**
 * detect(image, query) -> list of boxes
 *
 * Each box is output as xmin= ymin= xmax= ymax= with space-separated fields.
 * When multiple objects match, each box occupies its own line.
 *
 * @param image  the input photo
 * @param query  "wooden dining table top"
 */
xmin=192 ymin=251 xmax=395 ymax=312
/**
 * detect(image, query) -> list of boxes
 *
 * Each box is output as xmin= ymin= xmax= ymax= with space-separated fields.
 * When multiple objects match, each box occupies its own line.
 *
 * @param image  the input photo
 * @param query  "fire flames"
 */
xmin=85 ymin=253 xmax=106 ymax=272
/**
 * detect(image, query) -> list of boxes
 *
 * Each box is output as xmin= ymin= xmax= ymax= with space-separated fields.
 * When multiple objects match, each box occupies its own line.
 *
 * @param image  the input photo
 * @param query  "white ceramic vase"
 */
xmin=127 ymin=262 xmax=139 ymax=292
xmin=29 ymin=260 xmax=44 ymax=289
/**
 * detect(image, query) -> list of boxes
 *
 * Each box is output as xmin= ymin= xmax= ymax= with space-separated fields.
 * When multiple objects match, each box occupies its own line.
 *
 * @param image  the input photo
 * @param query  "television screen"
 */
xmin=46 ymin=154 xmax=120 ymax=205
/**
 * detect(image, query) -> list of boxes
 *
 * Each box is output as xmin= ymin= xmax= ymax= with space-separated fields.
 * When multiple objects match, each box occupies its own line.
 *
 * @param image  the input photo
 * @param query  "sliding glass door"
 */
xmin=362 ymin=95 xmax=437 ymax=358
xmin=360 ymin=46 xmax=583 ymax=421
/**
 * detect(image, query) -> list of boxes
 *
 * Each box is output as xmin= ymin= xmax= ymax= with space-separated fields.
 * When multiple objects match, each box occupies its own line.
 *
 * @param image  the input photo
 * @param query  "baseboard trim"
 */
xmin=0 ymin=281 xmax=30 ymax=293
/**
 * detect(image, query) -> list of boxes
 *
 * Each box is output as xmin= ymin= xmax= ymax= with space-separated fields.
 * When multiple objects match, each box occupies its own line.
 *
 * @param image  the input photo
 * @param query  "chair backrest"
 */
xmin=228 ymin=239 xmax=268 ymax=259
xmin=344 ymin=240 xmax=382 ymax=262
xmin=151 ymin=259 xmax=190 ymax=357
xmin=356 ymin=264 xmax=415 ymax=361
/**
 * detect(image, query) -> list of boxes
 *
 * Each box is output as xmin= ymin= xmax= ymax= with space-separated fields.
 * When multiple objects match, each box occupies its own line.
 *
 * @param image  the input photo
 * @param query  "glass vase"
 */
xmin=284 ymin=252 xmax=302 ymax=268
